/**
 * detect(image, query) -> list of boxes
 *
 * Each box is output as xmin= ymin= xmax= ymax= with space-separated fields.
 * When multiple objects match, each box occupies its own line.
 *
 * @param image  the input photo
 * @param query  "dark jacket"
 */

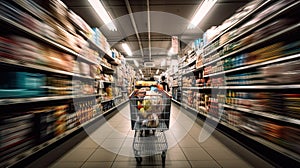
xmin=160 ymin=81 xmax=170 ymax=92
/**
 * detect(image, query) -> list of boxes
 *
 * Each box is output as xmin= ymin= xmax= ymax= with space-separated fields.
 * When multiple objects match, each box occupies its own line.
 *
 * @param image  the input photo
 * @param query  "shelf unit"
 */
xmin=182 ymin=85 xmax=300 ymax=90
xmin=203 ymin=1 xmax=300 ymax=57
xmin=203 ymin=23 xmax=300 ymax=77
xmin=177 ymin=101 xmax=300 ymax=163
xmin=202 ymin=0 xmax=273 ymax=49
xmin=0 ymin=94 xmax=103 ymax=106
xmin=223 ymin=104 xmax=300 ymax=125
xmin=0 ymin=15 xmax=97 ymax=65
xmin=0 ymin=57 xmax=94 ymax=80
xmin=2 ymin=99 xmax=128 ymax=168
xmin=0 ymin=1 xmax=129 ymax=167
xmin=170 ymin=0 xmax=300 ymax=166
xmin=204 ymin=53 xmax=300 ymax=77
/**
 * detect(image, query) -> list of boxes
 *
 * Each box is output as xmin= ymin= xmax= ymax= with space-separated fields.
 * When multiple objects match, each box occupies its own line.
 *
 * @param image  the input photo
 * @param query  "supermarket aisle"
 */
xmin=49 ymin=103 xmax=272 ymax=168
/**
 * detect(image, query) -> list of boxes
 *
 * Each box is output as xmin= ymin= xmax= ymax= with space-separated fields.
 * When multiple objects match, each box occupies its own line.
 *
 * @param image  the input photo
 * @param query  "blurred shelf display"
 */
xmin=169 ymin=0 xmax=300 ymax=165
xmin=0 ymin=12 xmax=97 ymax=66
xmin=223 ymin=104 xmax=300 ymax=125
xmin=0 ymin=1 xmax=130 ymax=167
xmin=0 ymin=57 xmax=94 ymax=80
xmin=0 ymin=99 xmax=128 ymax=168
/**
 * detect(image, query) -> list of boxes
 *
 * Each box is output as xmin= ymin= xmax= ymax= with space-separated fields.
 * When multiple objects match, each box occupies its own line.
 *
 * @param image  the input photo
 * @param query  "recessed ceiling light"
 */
xmin=188 ymin=0 xmax=217 ymax=29
xmin=122 ymin=43 xmax=133 ymax=56
xmin=88 ymin=0 xmax=117 ymax=31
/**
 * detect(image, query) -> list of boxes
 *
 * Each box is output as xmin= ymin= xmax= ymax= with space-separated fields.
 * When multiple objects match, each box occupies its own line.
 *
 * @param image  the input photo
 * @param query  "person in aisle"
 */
xmin=160 ymin=76 xmax=170 ymax=92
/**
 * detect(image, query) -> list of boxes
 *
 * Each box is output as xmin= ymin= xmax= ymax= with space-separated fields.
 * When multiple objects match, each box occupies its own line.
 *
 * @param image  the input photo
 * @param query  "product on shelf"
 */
xmin=0 ymin=72 xmax=46 ymax=98
xmin=239 ymin=115 xmax=263 ymax=136
xmin=0 ymin=0 xmax=130 ymax=167
xmin=39 ymin=0 xmax=75 ymax=34
xmin=0 ymin=112 xmax=35 ymax=163
xmin=74 ymin=99 xmax=97 ymax=124
xmin=261 ymin=59 xmax=300 ymax=84
xmin=68 ymin=10 xmax=93 ymax=37
xmin=203 ymin=0 xmax=262 ymax=46
xmin=284 ymin=94 xmax=300 ymax=119
xmin=224 ymin=110 xmax=242 ymax=127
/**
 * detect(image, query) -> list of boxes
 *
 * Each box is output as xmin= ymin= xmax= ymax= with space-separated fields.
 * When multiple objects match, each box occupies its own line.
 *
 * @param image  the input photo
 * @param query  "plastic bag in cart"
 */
xmin=137 ymin=90 xmax=165 ymax=128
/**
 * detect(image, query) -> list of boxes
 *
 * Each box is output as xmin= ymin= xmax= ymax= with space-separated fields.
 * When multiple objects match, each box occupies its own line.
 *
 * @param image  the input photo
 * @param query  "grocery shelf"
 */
xmin=0 ymin=15 xmax=98 ymax=65
xmin=203 ymin=22 xmax=300 ymax=68
xmin=204 ymin=53 xmax=300 ymax=77
xmin=114 ymin=95 xmax=123 ymax=99
xmin=180 ymin=85 xmax=300 ymax=90
xmin=100 ymin=63 xmax=114 ymax=72
xmin=3 ymin=99 xmax=129 ymax=168
xmin=182 ymin=86 xmax=214 ymax=90
xmin=182 ymin=70 xmax=195 ymax=76
xmin=77 ymin=30 xmax=119 ymax=65
xmin=102 ymin=100 xmax=129 ymax=115
xmin=170 ymin=72 xmax=178 ymax=76
xmin=219 ymin=85 xmax=300 ymax=90
xmin=12 ymin=0 xmax=78 ymax=37
xmin=203 ymin=1 xmax=300 ymax=58
xmin=0 ymin=94 xmax=102 ymax=106
xmin=101 ymin=98 xmax=114 ymax=103
xmin=99 ymin=80 xmax=115 ymax=84
xmin=223 ymin=104 xmax=300 ymax=125
xmin=13 ymin=0 xmax=119 ymax=66
xmin=217 ymin=117 xmax=300 ymax=162
xmin=181 ymin=103 xmax=209 ymax=118
xmin=203 ymin=0 xmax=272 ymax=49
xmin=180 ymin=58 xmax=196 ymax=69
xmin=171 ymin=98 xmax=181 ymax=105
xmin=0 ymin=57 xmax=94 ymax=80
xmin=179 ymin=101 xmax=300 ymax=163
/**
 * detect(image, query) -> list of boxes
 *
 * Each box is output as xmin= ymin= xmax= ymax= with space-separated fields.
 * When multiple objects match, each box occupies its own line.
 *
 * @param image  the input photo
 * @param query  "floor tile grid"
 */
xmin=108 ymin=103 xmax=186 ymax=167
xmin=81 ymin=122 xmax=127 ymax=167
xmin=166 ymin=104 xmax=195 ymax=167
xmin=175 ymin=104 xmax=254 ymax=168
xmin=49 ymin=103 xmax=263 ymax=168
xmin=174 ymin=121 xmax=223 ymax=168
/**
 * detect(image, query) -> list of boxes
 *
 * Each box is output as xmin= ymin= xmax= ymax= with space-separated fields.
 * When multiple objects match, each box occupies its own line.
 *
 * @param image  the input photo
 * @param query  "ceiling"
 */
xmin=61 ymin=0 xmax=250 ymax=77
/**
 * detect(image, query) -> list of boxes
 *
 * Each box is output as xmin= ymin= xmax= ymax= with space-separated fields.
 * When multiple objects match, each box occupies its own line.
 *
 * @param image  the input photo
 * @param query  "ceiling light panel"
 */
xmin=88 ymin=0 xmax=117 ymax=31
xmin=188 ymin=0 xmax=217 ymax=29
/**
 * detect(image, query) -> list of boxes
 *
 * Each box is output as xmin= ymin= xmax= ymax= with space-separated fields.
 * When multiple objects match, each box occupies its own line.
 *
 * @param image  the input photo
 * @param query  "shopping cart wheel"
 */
xmin=162 ymin=151 xmax=166 ymax=166
xmin=135 ymin=157 xmax=142 ymax=164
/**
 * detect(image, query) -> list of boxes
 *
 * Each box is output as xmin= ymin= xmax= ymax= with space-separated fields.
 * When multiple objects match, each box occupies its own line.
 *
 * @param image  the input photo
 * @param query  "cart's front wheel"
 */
xmin=135 ymin=157 xmax=142 ymax=164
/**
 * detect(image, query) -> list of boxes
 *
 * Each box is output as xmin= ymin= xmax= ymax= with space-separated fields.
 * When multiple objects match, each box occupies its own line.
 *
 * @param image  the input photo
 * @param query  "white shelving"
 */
xmin=0 ymin=57 xmax=94 ymax=80
xmin=203 ymin=1 xmax=300 ymax=58
xmin=223 ymin=104 xmax=300 ymax=125
xmin=203 ymin=0 xmax=272 ymax=48
xmin=0 ymin=15 xmax=98 ymax=65
xmin=2 ymin=99 xmax=129 ymax=168
xmin=0 ymin=1 xmax=128 ymax=167
xmin=172 ymin=1 xmax=300 ymax=165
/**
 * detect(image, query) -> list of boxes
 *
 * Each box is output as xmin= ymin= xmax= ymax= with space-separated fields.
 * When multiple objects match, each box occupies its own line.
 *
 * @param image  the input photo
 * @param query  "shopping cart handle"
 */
xmin=162 ymin=90 xmax=172 ymax=98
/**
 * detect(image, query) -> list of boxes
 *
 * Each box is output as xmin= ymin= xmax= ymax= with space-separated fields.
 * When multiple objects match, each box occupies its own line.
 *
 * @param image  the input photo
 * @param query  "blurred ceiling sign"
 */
xmin=171 ymin=36 xmax=178 ymax=55
xmin=144 ymin=62 xmax=155 ymax=67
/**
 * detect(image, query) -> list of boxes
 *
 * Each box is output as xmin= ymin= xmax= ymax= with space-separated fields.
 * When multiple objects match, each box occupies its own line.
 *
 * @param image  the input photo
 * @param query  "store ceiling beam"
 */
xmin=147 ymin=0 xmax=151 ymax=61
xmin=125 ymin=54 xmax=169 ymax=60
xmin=125 ymin=0 xmax=144 ymax=58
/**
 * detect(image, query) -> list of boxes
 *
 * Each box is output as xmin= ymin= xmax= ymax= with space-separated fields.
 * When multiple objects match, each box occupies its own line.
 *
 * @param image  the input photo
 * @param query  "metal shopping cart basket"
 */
xmin=129 ymin=89 xmax=171 ymax=166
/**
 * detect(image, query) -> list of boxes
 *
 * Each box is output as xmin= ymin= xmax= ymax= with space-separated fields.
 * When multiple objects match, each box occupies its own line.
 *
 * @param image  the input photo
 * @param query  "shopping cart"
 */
xmin=129 ymin=89 xmax=171 ymax=166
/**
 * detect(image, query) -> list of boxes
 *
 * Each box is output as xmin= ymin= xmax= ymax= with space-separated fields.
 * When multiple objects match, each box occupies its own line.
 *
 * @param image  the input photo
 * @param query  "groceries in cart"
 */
xmin=135 ymin=88 xmax=164 ymax=128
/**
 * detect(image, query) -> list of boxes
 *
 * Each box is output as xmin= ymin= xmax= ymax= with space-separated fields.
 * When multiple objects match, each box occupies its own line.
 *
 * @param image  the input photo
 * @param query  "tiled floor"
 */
xmin=49 ymin=103 xmax=272 ymax=168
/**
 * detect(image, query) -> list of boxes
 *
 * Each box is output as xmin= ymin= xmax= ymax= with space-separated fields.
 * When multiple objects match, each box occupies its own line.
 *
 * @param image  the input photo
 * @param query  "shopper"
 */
xmin=160 ymin=76 xmax=170 ymax=92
